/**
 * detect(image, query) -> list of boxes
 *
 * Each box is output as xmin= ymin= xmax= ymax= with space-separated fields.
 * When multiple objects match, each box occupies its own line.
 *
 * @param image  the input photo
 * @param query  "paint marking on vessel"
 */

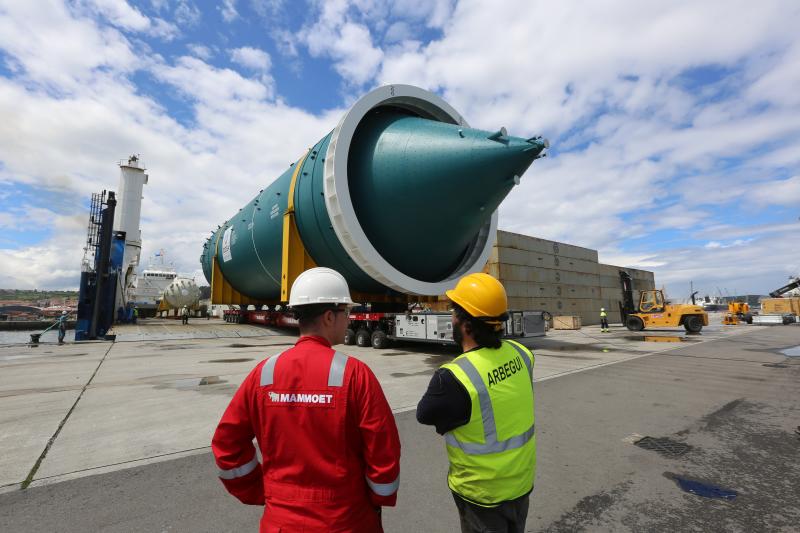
xmin=222 ymin=227 xmax=233 ymax=262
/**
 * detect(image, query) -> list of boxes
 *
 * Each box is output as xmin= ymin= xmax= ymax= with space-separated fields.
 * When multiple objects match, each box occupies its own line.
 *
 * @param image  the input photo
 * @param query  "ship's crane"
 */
xmin=769 ymin=276 xmax=800 ymax=298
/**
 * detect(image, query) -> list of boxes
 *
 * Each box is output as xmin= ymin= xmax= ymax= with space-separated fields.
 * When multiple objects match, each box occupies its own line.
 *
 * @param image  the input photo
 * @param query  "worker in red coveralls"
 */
xmin=212 ymin=267 xmax=401 ymax=532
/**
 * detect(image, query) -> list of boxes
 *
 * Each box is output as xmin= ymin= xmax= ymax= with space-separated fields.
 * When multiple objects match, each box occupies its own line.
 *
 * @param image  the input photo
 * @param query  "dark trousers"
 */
xmin=600 ymin=317 xmax=609 ymax=329
xmin=452 ymin=492 xmax=530 ymax=533
xmin=58 ymin=327 xmax=66 ymax=344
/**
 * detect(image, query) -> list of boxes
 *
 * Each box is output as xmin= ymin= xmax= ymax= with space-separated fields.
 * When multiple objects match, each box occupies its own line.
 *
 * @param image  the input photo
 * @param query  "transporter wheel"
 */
xmin=684 ymin=315 xmax=703 ymax=333
xmin=626 ymin=316 xmax=644 ymax=331
xmin=371 ymin=330 xmax=389 ymax=349
xmin=744 ymin=313 xmax=753 ymax=324
xmin=356 ymin=328 xmax=371 ymax=347
xmin=344 ymin=328 xmax=356 ymax=345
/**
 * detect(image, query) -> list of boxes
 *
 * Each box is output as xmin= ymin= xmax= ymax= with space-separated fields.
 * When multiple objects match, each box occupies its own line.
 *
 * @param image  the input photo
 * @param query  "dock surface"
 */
xmin=1 ymin=318 xmax=798 ymax=531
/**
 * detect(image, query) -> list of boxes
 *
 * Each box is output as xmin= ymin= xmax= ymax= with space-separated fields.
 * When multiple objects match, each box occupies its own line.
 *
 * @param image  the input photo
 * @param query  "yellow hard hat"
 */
xmin=446 ymin=273 xmax=508 ymax=322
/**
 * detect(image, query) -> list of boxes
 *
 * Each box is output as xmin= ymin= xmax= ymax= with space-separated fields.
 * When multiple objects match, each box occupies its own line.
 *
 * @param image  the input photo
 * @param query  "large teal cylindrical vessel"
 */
xmin=201 ymin=85 xmax=547 ymax=301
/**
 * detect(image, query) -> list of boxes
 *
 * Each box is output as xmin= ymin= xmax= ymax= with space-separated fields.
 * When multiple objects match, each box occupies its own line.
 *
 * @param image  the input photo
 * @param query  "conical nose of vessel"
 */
xmin=348 ymin=110 xmax=546 ymax=282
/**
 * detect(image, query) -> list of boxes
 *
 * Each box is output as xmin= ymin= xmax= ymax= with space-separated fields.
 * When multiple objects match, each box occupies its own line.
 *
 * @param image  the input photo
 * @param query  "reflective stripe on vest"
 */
xmin=218 ymin=455 xmax=258 ymax=480
xmin=366 ymin=474 xmax=400 ymax=496
xmin=260 ymin=350 xmax=349 ymax=387
xmin=506 ymin=340 xmax=533 ymax=381
xmin=444 ymin=350 xmax=534 ymax=455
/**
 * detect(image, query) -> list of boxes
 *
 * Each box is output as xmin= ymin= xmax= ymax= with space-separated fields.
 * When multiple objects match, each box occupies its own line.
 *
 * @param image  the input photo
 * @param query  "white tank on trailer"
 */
xmin=162 ymin=277 xmax=201 ymax=309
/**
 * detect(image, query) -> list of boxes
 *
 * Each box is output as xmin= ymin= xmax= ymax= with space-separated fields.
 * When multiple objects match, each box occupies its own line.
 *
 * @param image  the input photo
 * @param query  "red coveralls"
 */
xmin=212 ymin=336 xmax=401 ymax=532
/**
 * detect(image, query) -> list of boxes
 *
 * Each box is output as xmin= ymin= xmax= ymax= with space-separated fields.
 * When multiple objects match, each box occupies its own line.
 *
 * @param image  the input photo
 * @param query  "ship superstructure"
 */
xmin=130 ymin=251 xmax=177 ymax=313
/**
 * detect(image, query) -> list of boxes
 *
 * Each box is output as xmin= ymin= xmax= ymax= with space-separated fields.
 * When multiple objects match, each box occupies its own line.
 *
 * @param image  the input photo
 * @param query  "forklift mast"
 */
xmin=619 ymin=271 xmax=636 ymax=321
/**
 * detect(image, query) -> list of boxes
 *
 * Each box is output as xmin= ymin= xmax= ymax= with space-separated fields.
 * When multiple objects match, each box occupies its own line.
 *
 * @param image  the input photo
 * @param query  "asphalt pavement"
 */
xmin=1 ymin=325 xmax=798 ymax=532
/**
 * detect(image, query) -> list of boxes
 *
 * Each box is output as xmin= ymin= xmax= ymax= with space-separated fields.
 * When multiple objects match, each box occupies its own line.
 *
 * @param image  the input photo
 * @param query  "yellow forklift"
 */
xmin=620 ymin=272 xmax=709 ymax=333
xmin=722 ymin=302 xmax=752 ymax=325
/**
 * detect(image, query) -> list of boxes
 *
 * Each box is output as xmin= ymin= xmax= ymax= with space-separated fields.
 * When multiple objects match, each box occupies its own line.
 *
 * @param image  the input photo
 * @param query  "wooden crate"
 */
xmin=761 ymin=297 xmax=800 ymax=315
xmin=553 ymin=315 xmax=581 ymax=330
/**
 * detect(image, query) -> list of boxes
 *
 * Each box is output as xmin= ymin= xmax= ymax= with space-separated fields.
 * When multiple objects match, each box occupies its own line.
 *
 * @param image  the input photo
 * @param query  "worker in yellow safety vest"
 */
xmin=600 ymin=307 xmax=609 ymax=332
xmin=417 ymin=273 xmax=535 ymax=533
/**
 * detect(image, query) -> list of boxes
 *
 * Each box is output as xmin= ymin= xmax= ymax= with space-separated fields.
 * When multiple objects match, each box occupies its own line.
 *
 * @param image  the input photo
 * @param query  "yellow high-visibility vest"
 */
xmin=441 ymin=340 xmax=535 ymax=506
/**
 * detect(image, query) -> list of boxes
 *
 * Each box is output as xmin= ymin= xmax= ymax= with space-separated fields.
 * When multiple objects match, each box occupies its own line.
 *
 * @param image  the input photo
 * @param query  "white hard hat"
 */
xmin=62 ymin=310 xmax=68 ymax=315
xmin=289 ymin=267 xmax=354 ymax=307
xmin=600 ymin=308 xmax=605 ymax=311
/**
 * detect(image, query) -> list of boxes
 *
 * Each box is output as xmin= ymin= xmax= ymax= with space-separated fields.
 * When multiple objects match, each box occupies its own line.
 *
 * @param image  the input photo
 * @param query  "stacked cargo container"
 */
xmin=480 ymin=231 xmax=655 ymax=326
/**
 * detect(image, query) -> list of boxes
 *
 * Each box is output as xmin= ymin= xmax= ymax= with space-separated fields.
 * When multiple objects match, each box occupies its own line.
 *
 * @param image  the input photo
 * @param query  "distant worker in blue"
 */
xmin=600 ymin=307 xmax=609 ymax=332
xmin=57 ymin=311 xmax=68 ymax=345
xmin=417 ymin=273 xmax=536 ymax=533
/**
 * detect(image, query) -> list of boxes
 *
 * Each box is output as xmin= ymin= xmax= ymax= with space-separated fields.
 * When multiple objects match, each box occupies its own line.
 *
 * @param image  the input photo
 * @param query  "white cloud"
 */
xmin=750 ymin=175 xmax=800 ymax=206
xmin=298 ymin=1 xmax=384 ymax=85
xmin=383 ymin=21 xmax=411 ymax=43
xmin=384 ymin=0 xmax=455 ymax=28
xmin=148 ymin=17 xmax=180 ymax=40
xmin=79 ymin=0 xmax=180 ymax=40
xmin=187 ymin=43 xmax=213 ymax=60
xmin=230 ymin=46 xmax=272 ymax=72
xmin=152 ymin=56 xmax=274 ymax=105
xmin=250 ymin=0 xmax=286 ymax=19
xmin=82 ymin=0 xmax=150 ymax=31
xmin=174 ymin=0 xmax=201 ymax=27
xmin=704 ymin=239 xmax=751 ymax=249
xmin=0 ymin=2 xmax=139 ymax=88
xmin=272 ymin=28 xmax=299 ymax=58
xmin=219 ymin=0 xmax=238 ymax=22
xmin=149 ymin=0 xmax=169 ymax=11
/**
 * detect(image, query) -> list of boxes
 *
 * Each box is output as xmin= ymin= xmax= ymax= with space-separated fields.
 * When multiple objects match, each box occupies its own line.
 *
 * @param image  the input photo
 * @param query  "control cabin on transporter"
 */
xmin=619 ymin=272 xmax=708 ymax=333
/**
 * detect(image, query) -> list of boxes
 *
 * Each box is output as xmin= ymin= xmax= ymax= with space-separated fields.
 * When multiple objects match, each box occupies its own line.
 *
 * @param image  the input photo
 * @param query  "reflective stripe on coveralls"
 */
xmin=366 ymin=476 xmax=400 ymax=496
xmin=260 ymin=351 xmax=285 ymax=386
xmin=328 ymin=351 xmax=348 ymax=386
xmin=444 ymin=341 xmax=534 ymax=455
xmin=261 ymin=350 xmax=349 ymax=387
xmin=218 ymin=455 xmax=259 ymax=480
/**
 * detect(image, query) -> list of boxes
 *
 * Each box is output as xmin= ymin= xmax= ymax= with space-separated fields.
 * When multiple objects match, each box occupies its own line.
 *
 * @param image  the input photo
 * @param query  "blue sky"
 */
xmin=0 ymin=0 xmax=798 ymax=297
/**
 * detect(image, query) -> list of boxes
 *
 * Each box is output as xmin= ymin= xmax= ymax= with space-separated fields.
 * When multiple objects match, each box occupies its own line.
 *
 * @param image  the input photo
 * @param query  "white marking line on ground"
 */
xmin=26 ymin=447 xmax=214 ymax=489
